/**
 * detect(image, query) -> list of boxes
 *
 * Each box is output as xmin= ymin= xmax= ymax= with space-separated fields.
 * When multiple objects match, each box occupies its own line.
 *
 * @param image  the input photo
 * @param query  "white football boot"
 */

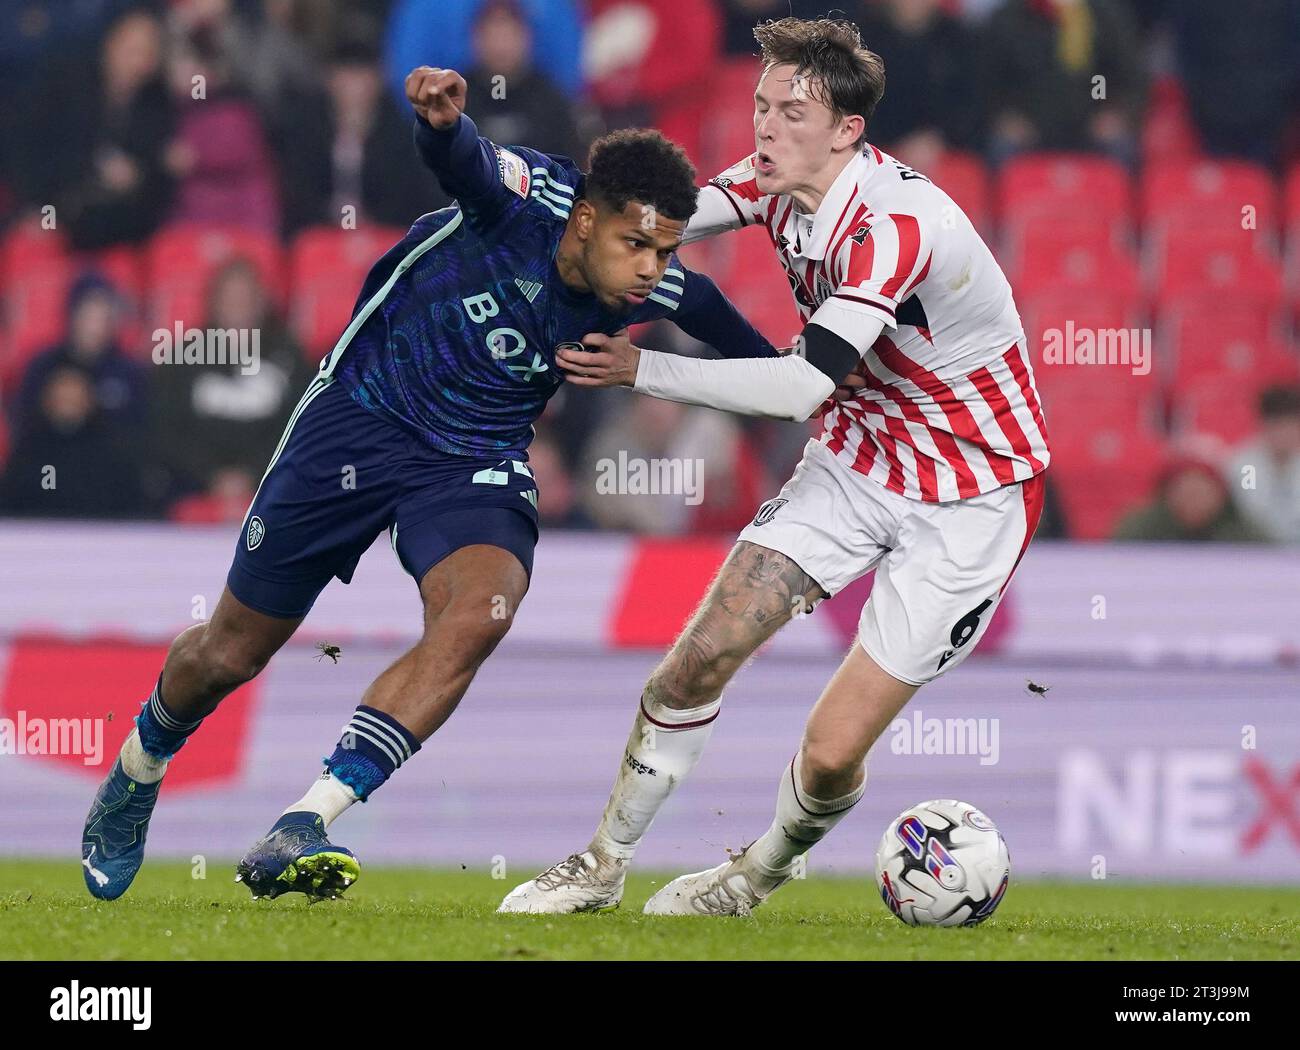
xmin=643 ymin=851 xmax=788 ymax=917
xmin=497 ymin=849 xmax=626 ymax=914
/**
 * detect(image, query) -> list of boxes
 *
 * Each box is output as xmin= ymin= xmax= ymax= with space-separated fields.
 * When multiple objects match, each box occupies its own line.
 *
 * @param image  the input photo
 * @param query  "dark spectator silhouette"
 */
xmin=151 ymin=258 xmax=315 ymax=517
xmin=278 ymin=36 xmax=448 ymax=234
xmin=165 ymin=26 xmax=281 ymax=233
xmin=464 ymin=0 xmax=586 ymax=165
xmin=11 ymin=272 xmax=149 ymax=439
xmin=385 ymin=0 xmax=584 ymax=100
xmin=27 ymin=8 xmax=176 ymax=250
xmin=980 ymin=0 xmax=1146 ymax=167
xmin=1170 ymin=0 xmax=1300 ymax=166
xmin=857 ymin=0 xmax=983 ymax=168
xmin=0 ymin=366 xmax=147 ymax=519
xmin=1114 ymin=438 xmax=1269 ymax=543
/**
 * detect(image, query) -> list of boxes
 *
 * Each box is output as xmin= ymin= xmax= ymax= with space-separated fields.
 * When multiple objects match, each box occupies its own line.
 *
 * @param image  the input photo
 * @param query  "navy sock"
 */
xmin=135 ymin=673 xmax=203 ymax=760
xmin=324 ymin=705 xmax=421 ymax=801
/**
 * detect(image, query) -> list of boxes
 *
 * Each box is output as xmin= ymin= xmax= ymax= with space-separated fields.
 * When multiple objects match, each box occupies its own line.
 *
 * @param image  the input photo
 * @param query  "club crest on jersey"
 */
xmin=751 ymin=497 xmax=787 ymax=527
xmin=555 ymin=341 xmax=584 ymax=356
xmin=246 ymin=515 xmax=265 ymax=551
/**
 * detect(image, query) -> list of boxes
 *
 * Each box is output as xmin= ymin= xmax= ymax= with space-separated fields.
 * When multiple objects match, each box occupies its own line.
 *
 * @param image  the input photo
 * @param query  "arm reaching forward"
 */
xmin=557 ymin=319 xmax=880 ymax=422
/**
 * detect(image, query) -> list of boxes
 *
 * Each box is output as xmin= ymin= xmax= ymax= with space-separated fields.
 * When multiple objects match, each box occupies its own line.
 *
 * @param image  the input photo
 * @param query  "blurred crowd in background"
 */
xmin=0 ymin=0 xmax=1297 ymax=543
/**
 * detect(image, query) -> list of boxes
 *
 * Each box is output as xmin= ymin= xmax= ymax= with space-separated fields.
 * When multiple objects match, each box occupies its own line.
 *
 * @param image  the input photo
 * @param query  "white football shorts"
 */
xmin=738 ymin=438 xmax=1045 ymax=685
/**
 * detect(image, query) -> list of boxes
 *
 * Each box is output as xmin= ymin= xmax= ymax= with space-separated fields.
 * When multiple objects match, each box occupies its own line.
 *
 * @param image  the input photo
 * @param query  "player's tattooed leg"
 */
xmin=501 ymin=541 xmax=828 ymax=911
xmin=651 ymin=540 xmax=826 ymax=710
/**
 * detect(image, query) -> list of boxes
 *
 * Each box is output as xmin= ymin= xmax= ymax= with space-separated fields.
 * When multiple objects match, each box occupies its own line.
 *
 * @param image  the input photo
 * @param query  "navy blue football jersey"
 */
xmin=322 ymin=113 xmax=776 ymax=459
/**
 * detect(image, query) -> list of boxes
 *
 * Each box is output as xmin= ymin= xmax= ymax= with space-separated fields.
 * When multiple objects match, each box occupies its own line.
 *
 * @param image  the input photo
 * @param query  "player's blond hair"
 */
xmin=753 ymin=17 xmax=886 ymax=148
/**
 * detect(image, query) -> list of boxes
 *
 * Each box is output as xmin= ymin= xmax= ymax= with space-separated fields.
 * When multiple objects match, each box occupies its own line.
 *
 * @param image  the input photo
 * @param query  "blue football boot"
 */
xmin=235 ymin=811 xmax=360 ymax=901
xmin=81 ymin=758 xmax=163 ymax=900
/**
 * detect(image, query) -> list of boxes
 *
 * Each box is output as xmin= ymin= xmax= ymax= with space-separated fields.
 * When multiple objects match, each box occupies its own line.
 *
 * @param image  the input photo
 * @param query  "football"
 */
xmin=874 ymin=799 xmax=1011 ymax=926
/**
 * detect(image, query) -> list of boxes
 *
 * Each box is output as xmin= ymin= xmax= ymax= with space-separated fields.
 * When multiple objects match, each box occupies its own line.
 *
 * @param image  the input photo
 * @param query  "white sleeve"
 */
xmin=682 ymin=185 xmax=748 ymax=245
xmin=633 ymin=349 xmax=835 ymax=422
xmin=682 ymin=155 xmax=768 ymax=247
xmin=811 ymin=213 xmax=932 ymax=348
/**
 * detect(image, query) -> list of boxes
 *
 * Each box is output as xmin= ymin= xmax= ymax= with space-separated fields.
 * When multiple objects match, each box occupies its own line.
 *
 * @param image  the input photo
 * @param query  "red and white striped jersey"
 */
xmin=685 ymin=146 xmax=1050 ymax=503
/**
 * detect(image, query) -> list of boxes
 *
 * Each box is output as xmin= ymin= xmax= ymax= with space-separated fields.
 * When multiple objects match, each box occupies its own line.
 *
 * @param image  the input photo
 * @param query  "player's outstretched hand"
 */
xmin=406 ymin=66 xmax=467 ymax=129
xmin=557 ymin=330 xmax=639 ymax=387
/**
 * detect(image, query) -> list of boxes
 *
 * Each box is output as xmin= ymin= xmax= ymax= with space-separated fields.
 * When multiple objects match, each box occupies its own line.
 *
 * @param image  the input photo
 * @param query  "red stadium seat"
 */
xmin=1283 ymin=162 xmax=1300 ymax=293
xmin=1157 ymin=294 xmax=1292 ymax=384
xmin=998 ymin=152 xmax=1133 ymax=231
xmin=1019 ymin=289 xmax=1153 ymax=405
xmin=1170 ymin=376 xmax=1278 ymax=446
xmin=2 ymin=252 xmax=72 ymax=370
xmin=1 ymin=227 xmax=150 ymax=378
xmin=928 ymin=150 xmax=992 ymax=232
xmin=1156 ymin=292 xmax=1285 ymax=349
xmin=288 ymin=225 xmax=406 ymax=357
xmin=1141 ymin=159 xmax=1278 ymax=238
xmin=1166 ymin=330 xmax=1299 ymax=441
xmin=1173 ymin=337 xmax=1299 ymax=394
xmin=1 ymin=226 xmax=73 ymax=381
xmin=0 ymin=220 xmax=67 ymax=264
xmin=1044 ymin=396 xmax=1166 ymax=539
xmin=144 ymin=224 xmax=286 ymax=332
xmin=1149 ymin=226 xmax=1283 ymax=303
xmin=1007 ymin=219 xmax=1139 ymax=300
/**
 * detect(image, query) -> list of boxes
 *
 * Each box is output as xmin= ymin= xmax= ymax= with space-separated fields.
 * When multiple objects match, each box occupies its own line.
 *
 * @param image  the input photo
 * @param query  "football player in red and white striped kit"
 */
xmin=501 ymin=16 xmax=1050 ymax=916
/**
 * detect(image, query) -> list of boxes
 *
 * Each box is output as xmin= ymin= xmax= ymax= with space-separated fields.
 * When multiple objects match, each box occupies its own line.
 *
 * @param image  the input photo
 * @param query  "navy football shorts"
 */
xmin=227 ymin=375 xmax=540 ymax=619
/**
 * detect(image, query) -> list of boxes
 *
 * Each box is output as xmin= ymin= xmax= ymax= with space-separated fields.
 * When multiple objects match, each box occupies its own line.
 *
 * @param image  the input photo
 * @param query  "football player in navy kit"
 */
xmin=80 ymin=66 xmax=777 ymax=903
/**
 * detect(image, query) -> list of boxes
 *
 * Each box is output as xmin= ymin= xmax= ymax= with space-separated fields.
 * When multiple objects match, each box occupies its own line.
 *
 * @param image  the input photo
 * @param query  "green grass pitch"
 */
xmin=1 ymin=859 xmax=1295 ymax=961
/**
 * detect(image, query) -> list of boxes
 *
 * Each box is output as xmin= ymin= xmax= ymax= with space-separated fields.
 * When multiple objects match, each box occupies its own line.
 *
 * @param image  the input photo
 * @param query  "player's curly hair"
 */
xmin=754 ymin=17 xmax=886 ymax=147
xmin=584 ymin=129 xmax=699 ymax=222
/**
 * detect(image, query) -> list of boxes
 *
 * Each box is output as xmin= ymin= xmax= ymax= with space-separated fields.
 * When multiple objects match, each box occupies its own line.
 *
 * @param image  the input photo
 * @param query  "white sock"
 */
xmin=742 ymin=751 xmax=867 ymax=891
xmin=119 ymin=727 xmax=169 ymax=784
xmin=589 ymin=692 xmax=722 ymax=865
xmin=283 ymin=771 xmax=358 ymax=827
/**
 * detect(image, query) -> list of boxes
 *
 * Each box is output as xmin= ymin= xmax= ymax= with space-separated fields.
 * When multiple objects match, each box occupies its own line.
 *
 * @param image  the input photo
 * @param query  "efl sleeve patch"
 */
xmin=495 ymin=146 xmax=531 ymax=199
